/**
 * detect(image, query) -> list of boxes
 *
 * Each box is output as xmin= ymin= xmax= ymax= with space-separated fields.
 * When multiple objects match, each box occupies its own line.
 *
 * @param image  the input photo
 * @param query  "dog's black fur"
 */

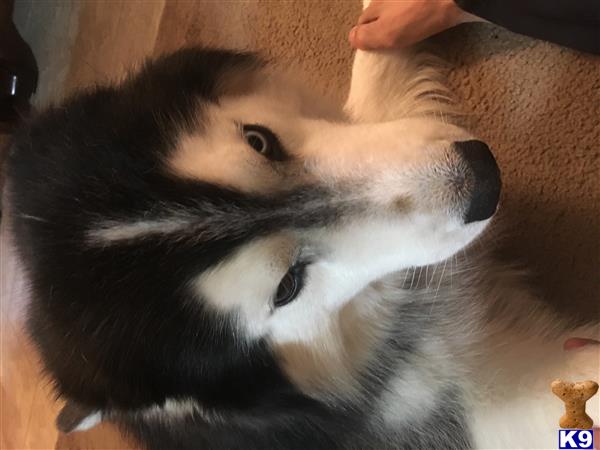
xmin=7 ymin=48 xmax=472 ymax=449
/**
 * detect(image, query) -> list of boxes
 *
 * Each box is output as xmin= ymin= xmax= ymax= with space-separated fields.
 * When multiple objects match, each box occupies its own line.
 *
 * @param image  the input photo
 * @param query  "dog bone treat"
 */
xmin=551 ymin=379 xmax=599 ymax=429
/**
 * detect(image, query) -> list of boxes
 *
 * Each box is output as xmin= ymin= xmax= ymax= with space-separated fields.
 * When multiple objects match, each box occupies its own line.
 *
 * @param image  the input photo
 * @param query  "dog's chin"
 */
xmin=444 ymin=217 xmax=491 ymax=257
xmin=402 ymin=216 xmax=492 ymax=271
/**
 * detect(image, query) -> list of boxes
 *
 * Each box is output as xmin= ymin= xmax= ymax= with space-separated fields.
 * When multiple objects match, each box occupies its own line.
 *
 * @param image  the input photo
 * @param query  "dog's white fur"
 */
xmin=195 ymin=9 xmax=598 ymax=450
xmin=349 ymin=4 xmax=598 ymax=448
xmin=77 ymin=4 xmax=599 ymax=447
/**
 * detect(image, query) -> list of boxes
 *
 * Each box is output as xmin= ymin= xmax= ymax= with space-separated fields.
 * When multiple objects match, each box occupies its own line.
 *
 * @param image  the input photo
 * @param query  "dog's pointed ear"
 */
xmin=56 ymin=400 xmax=103 ymax=433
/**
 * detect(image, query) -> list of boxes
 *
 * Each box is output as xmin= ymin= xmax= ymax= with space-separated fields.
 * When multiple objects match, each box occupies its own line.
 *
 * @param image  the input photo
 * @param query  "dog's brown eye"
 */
xmin=242 ymin=124 xmax=286 ymax=161
xmin=273 ymin=263 xmax=306 ymax=308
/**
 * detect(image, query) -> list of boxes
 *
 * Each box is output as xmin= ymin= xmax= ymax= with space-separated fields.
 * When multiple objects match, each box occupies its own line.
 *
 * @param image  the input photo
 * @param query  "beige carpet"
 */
xmin=441 ymin=25 xmax=599 ymax=321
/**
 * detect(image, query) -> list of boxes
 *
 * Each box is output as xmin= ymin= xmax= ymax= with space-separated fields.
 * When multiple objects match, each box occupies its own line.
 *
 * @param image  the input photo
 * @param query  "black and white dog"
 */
xmin=6 ymin=9 xmax=599 ymax=449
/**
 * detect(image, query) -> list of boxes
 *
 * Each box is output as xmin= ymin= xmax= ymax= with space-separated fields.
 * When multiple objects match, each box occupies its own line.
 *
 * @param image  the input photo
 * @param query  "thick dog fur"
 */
xmin=6 ymin=9 xmax=599 ymax=450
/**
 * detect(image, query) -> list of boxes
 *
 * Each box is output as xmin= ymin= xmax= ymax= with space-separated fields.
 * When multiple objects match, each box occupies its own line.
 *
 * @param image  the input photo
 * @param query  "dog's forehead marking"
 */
xmin=84 ymin=185 xmax=345 ymax=246
xmin=87 ymin=218 xmax=194 ymax=243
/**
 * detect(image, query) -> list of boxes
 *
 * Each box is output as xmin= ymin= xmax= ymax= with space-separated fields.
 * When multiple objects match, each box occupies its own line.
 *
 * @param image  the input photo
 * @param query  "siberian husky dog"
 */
xmin=6 ymin=5 xmax=599 ymax=450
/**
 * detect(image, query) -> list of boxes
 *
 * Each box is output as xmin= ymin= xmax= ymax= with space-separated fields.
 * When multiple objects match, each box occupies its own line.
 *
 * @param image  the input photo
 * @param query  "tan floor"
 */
xmin=1 ymin=217 xmax=63 ymax=449
xmin=3 ymin=0 xmax=599 ymax=448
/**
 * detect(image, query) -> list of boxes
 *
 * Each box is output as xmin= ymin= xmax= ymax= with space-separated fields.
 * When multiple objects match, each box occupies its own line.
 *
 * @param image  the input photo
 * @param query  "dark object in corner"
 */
xmin=455 ymin=0 xmax=600 ymax=55
xmin=0 ymin=0 xmax=38 ymax=130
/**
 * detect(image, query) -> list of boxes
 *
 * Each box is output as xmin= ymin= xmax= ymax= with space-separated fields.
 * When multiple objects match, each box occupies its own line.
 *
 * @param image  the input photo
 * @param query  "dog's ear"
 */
xmin=56 ymin=400 xmax=103 ymax=433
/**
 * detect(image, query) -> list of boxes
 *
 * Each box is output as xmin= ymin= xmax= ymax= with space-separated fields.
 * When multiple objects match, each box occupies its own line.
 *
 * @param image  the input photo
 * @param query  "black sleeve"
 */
xmin=454 ymin=0 xmax=600 ymax=55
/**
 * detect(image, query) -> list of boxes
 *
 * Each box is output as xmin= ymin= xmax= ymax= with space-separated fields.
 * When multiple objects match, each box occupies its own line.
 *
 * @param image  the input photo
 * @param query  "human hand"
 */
xmin=563 ymin=337 xmax=600 ymax=350
xmin=349 ymin=0 xmax=481 ymax=50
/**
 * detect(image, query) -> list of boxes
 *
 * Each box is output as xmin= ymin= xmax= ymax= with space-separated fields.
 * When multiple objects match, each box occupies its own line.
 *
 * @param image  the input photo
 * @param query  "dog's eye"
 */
xmin=242 ymin=124 xmax=286 ymax=161
xmin=273 ymin=263 xmax=306 ymax=308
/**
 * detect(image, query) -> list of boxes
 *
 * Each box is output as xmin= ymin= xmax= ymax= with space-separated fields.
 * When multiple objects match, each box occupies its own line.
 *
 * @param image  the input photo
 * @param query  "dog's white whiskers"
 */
xmin=452 ymin=254 xmax=459 ymax=289
xmin=409 ymin=267 xmax=417 ymax=290
xmin=416 ymin=266 xmax=423 ymax=287
xmin=402 ymin=267 xmax=412 ymax=288
xmin=427 ymin=258 xmax=448 ymax=318
xmin=19 ymin=214 xmax=49 ymax=223
xmin=434 ymin=258 xmax=448 ymax=300
xmin=427 ymin=262 xmax=438 ymax=290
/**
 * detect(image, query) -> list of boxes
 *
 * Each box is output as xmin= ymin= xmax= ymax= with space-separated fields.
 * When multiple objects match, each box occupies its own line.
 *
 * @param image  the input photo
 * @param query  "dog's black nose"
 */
xmin=454 ymin=140 xmax=501 ymax=224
